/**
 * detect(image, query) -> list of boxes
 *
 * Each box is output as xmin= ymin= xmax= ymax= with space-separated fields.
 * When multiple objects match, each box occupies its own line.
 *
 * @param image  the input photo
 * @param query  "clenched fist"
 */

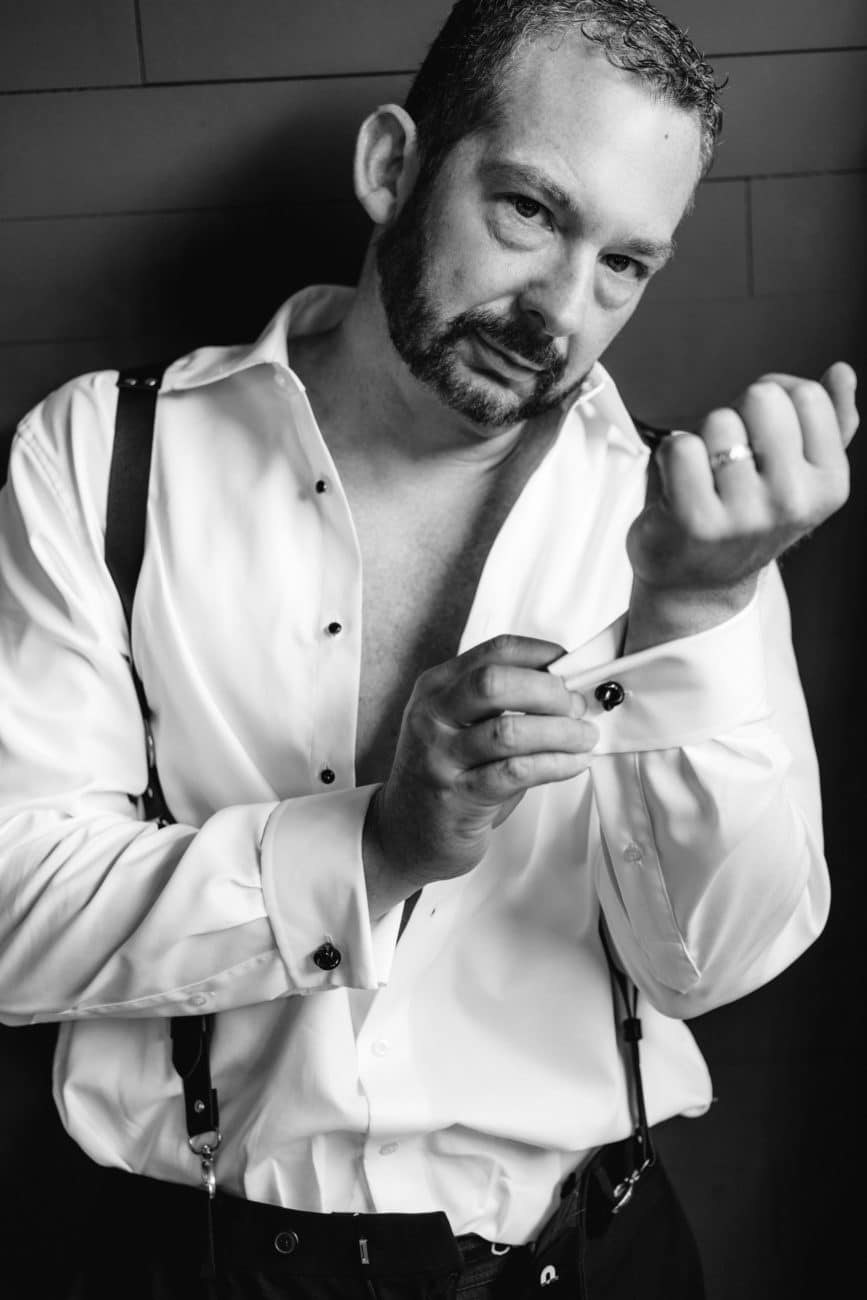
xmin=625 ymin=361 xmax=859 ymax=650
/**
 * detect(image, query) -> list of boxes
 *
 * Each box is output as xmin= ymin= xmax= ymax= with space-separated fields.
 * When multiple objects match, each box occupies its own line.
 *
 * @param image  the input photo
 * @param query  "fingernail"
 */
xmin=570 ymin=691 xmax=587 ymax=717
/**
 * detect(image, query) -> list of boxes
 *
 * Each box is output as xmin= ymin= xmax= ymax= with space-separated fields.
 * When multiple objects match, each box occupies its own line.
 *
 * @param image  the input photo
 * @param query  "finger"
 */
xmin=758 ymin=375 xmax=848 ymax=470
xmin=695 ymin=406 xmax=763 ymax=507
xmin=653 ymin=425 xmax=729 ymax=524
xmin=733 ymin=381 xmax=804 ymax=501
xmin=441 ymin=660 xmax=585 ymax=726
xmin=423 ymin=633 xmax=568 ymax=692
xmin=458 ymin=634 xmax=568 ymax=672
xmin=759 ymin=366 xmax=859 ymax=451
xmin=456 ymin=712 xmax=599 ymax=769
xmin=418 ymin=634 xmax=569 ymax=696
xmin=460 ymin=750 xmax=595 ymax=803
xmin=820 ymin=361 xmax=859 ymax=446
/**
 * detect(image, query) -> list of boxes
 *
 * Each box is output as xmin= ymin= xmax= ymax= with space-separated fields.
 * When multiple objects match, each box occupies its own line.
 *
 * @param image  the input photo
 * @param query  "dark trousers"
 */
xmin=65 ymin=1150 xmax=704 ymax=1299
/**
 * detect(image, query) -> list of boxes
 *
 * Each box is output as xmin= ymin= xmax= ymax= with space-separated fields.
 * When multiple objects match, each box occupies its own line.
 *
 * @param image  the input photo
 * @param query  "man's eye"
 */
xmin=509 ymin=195 xmax=547 ymax=223
xmin=604 ymin=253 xmax=646 ymax=279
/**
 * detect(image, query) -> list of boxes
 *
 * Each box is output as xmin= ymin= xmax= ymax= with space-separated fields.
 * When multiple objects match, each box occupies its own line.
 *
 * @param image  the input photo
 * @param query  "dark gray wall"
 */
xmin=1 ymin=3 xmax=865 ymax=1295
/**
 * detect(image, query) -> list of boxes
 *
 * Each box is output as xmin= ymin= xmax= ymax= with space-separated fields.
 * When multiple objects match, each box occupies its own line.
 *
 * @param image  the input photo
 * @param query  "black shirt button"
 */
xmin=319 ymin=767 xmax=336 ymax=784
xmin=313 ymin=942 xmax=341 ymax=971
xmin=274 ymin=1230 xmax=299 ymax=1255
xmin=314 ymin=478 xmax=328 ymax=494
xmin=326 ymin=621 xmax=342 ymax=636
xmin=595 ymin=681 xmax=626 ymax=711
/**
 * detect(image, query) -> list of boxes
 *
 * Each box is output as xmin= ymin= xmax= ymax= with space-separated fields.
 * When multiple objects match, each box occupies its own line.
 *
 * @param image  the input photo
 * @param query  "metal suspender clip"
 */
xmin=598 ymin=920 xmax=656 ymax=1215
xmin=190 ymin=1131 xmax=222 ymax=1199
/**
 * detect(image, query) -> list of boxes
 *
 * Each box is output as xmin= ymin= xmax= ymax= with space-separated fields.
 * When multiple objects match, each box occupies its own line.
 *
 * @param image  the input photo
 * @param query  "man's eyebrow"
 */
xmin=480 ymin=159 xmax=578 ymax=214
xmin=621 ymin=234 xmax=676 ymax=264
xmin=480 ymin=159 xmax=676 ymax=264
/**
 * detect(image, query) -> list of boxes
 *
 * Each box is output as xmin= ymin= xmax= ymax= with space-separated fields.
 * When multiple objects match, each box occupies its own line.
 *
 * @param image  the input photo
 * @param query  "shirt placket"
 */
xmin=289 ymin=392 xmax=363 ymax=795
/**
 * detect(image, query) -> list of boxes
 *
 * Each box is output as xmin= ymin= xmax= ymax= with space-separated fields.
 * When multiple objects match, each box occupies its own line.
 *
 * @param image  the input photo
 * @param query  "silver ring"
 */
xmin=708 ymin=444 xmax=756 ymax=471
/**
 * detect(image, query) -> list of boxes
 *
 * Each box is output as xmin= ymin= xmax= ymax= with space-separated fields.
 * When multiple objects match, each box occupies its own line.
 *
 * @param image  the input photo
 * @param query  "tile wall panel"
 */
xmin=655 ymin=180 xmax=748 ymax=301
xmin=0 ymin=0 xmax=141 ymax=91
xmin=139 ymin=0 xmax=450 ymax=81
xmin=751 ymin=171 xmax=867 ymax=296
xmin=0 ymin=77 xmax=407 ymax=219
xmin=662 ymin=0 xmax=867 ymax=55
xmin=0 ymin=204 xmax=368 ymax=343
xmin=711 ymin=50 xmax=867 ymax=177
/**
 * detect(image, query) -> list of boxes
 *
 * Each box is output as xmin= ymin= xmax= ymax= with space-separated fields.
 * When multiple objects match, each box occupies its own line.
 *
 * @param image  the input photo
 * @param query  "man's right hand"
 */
xmin=363 ymin=635 xmax=598 ymax=918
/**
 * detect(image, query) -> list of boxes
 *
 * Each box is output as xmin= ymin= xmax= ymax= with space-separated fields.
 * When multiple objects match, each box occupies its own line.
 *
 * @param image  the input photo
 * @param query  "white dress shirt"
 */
xmin=0 ymin=286 xmax=828 ymax=1244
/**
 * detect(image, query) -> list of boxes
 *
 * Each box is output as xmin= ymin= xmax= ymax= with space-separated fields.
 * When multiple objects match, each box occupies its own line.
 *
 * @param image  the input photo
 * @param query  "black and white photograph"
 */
xmin=0 ymin=3 xmax=864 ymax=1297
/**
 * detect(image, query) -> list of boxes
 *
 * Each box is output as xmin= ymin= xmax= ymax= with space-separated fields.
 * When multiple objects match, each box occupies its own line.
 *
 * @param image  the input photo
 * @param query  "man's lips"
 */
xmin=472 ymin=331 xmax=546 ymax=379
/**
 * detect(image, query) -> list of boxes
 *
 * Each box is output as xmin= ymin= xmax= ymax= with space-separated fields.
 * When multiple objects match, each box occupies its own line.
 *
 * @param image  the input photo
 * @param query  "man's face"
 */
xmin=376 ymin=34 xmax=702 ymax=431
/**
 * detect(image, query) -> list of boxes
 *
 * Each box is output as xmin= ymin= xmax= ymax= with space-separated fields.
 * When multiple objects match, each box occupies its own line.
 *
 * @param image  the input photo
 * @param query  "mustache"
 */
xmin=443 ymin=309 xmax=567 ymax=379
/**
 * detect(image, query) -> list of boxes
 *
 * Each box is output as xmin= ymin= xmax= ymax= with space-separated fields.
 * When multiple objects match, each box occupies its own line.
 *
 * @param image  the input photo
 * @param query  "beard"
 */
xmin=375 ymin=179 xmax=588 ymax=429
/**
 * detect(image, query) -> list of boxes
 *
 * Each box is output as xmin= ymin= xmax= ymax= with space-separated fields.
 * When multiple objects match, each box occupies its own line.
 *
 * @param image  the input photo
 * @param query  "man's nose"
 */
xmin=517 ymin=252 xmax=594 ymax=340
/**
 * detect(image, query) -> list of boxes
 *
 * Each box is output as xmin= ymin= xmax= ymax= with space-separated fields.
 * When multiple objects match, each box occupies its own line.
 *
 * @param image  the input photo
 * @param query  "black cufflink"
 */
xmin=312 ymin=942 xmax=342 ymax=971
xmin=594 ymin=681 xmax=626 ymax=711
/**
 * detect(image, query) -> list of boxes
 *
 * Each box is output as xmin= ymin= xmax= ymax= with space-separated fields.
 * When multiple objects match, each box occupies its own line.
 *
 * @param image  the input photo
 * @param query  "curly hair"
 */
xmin=405 ymin=0 xmax=724 ymax=181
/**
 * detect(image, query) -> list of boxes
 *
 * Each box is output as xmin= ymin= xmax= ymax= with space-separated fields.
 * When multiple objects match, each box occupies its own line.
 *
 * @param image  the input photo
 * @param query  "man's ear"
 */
xmin=353 ymin=104 xmax=420 ymax=225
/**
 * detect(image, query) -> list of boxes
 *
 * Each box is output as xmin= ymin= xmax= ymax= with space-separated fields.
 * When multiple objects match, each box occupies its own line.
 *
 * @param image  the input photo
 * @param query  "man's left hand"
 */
xmin=624 ymin=361 xmax=859 ymax=649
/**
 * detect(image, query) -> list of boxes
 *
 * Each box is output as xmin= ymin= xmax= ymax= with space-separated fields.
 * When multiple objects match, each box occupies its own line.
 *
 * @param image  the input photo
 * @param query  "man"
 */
xmin=0 ymin=1 xmax=858 ymax=1297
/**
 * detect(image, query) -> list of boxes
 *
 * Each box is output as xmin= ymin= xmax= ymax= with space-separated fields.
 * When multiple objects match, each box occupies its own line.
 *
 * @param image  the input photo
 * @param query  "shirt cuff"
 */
xmin=260 ymin=785 xmax=402 ymax=993
xmin=547 ymin=589 xmax=770 ymax=752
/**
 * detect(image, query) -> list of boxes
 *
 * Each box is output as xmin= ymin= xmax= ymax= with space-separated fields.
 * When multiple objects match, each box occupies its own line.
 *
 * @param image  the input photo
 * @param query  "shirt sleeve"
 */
xmin=0 ymin=392 xmax=401 ymax=1026
xmin=549 ymin=568 xmax=829 ymax=1018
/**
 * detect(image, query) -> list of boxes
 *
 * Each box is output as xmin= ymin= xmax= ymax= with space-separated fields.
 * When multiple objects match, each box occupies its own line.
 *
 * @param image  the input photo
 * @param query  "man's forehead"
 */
xmin=482 ymin=30 xmax=701 ymax=168
xmin=495 ymin=27 xmax=646 ymax=109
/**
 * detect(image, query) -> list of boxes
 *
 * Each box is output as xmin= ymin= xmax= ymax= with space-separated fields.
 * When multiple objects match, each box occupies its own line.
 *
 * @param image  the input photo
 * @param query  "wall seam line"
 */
xmin=708 ymin=168 xmax=867 ymax=184
xmin=0 ymin=69 xmax=416 ymax=97
xmin=133 ymin=0 xmax=148 ymax=84
xmin=0 ymin=200 xmax=355 ymax=224
xmin=745 ymin=179 xmax=755 ymax=298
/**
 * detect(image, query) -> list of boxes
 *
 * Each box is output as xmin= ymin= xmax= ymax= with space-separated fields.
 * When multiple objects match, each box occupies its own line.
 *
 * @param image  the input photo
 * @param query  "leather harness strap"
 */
xmin=105 ymin=365 xmax=220 ymax=1175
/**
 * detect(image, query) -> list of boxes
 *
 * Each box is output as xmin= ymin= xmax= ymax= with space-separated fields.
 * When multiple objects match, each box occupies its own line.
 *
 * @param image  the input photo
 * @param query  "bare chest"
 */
xmin=351 ymin=498 xmax=490 ymax=787
xmin=324 ymin=424 xmax=557 ymax=790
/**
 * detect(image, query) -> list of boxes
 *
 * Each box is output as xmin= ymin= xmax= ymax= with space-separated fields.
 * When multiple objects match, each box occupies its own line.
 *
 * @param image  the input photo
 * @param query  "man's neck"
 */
xmin=287 ymin=279 xmax=542 ymax=478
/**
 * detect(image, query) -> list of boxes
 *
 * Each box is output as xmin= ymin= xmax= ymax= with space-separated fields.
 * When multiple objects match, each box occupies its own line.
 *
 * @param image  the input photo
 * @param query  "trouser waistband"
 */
xmin=90 ymin=1136 xmax=642 ymax=1278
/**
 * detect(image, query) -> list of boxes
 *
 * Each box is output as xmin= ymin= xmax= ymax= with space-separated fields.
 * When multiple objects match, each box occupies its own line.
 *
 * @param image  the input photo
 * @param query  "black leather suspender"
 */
xmin=107 ymin=366 xmax=175 ymax=830
xmin=598 ymin=921 xmax=656 ymax=1210
xmin=106 ymin=365 xmax=220 ymax=1200
xmin=106 ymin=368 xmax=164 ymax=633
xmin=104 ymin=364 xmax=655 ymax=1220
